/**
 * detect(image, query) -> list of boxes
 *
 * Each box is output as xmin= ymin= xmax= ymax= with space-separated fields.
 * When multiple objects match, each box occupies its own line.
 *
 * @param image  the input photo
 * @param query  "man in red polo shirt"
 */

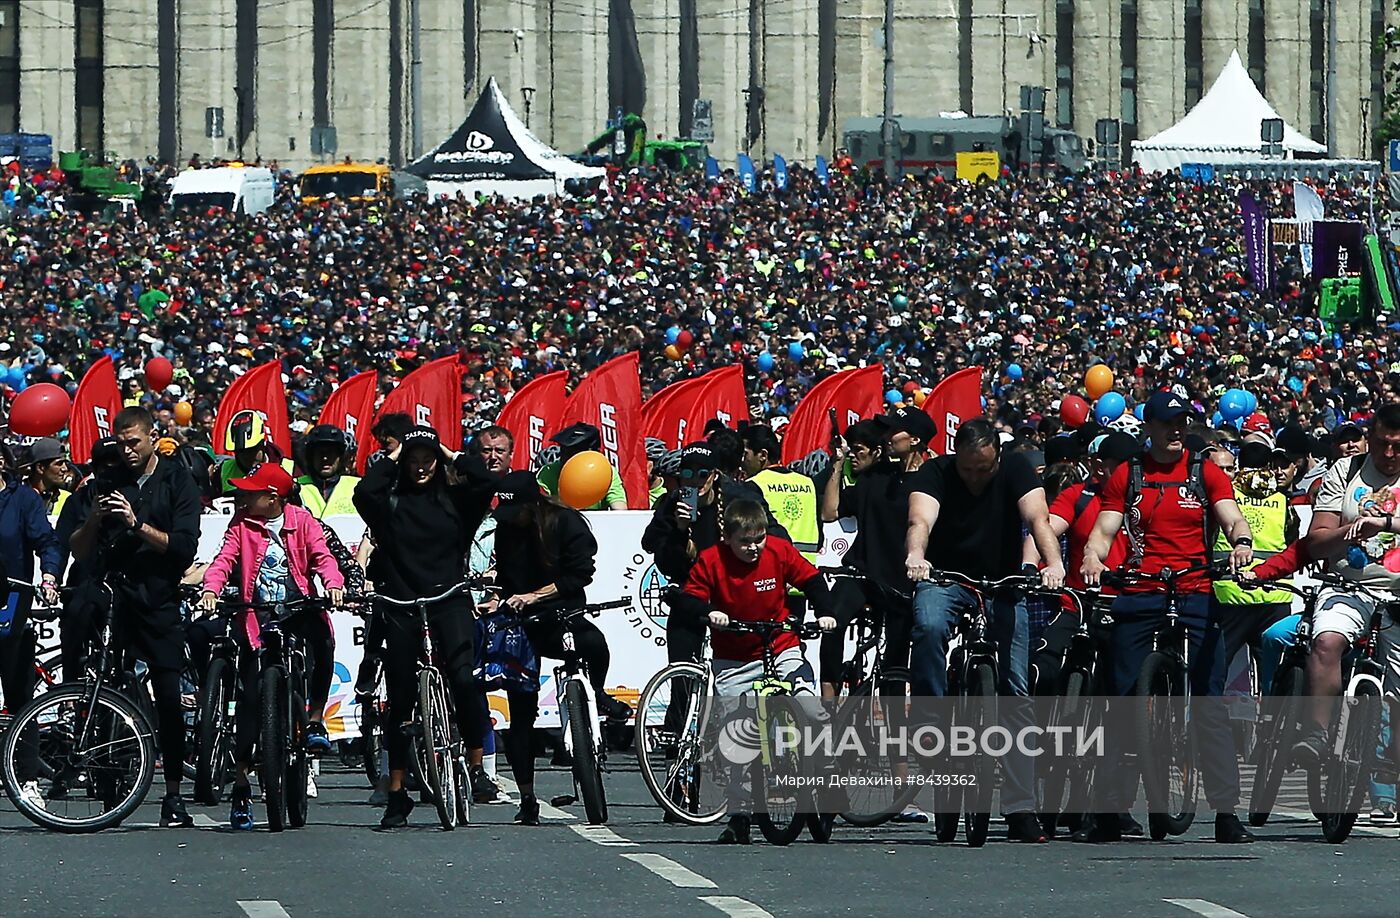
xmin=1077 ymin=390 xmax=1256 ymax=844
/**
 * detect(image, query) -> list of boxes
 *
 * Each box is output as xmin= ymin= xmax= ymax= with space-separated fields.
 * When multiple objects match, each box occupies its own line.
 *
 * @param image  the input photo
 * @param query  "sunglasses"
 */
xmin=679 ymin=467 xmax=714 ymax=481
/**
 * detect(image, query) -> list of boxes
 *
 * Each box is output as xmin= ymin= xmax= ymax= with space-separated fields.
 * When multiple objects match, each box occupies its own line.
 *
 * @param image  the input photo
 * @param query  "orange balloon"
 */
xmin=559 ymin=450 xmax=614 ymax=509
xmin=664 ymin=344 xmax=682 ymax=361
xmin=912 ymin=389 xmax=927 ymax=407
xmin=1085 ymin=364 xmax=1114 ymax=400
xmin=174 ymin=400 xmax=194 ymax=425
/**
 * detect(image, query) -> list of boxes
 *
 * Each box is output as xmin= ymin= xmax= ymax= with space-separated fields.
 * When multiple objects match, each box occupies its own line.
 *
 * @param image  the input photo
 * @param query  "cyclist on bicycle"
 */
xmin=65 ymin=407 xmax=203 ymax=828
xmin=904 ymin=417 xmax=1065 ymax=844
xmin=352 ymin=425 xmax=496 ymax=829
xmin=1292 ymin=403 xmax=1400 ymax=769
xmin=671 ymin=498 xmax=839 ymax=845
xmin=1078 ymin=390 xmax=1255 ymax=844
xmin=486 ymin=470 xmax=606 ymax=826
xmin=198 ymin=463 xmax=346 ymax=830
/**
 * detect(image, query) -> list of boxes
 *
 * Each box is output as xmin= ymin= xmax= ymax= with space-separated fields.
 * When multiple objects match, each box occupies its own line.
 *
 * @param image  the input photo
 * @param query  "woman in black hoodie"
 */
xmin=352 ymin=425 xmax=495 ymax=829
xmin=489 ymin=471 xmax=600 ymax=826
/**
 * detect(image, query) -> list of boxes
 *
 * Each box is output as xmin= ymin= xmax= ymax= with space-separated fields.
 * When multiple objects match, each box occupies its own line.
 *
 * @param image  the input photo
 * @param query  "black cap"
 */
xmin=494 ymin=470 xmax=543 ymax=504
xmin=1276 ymin=423 xmax=1315 ymax=457
xmin=1144 ymin=390 xmax=1195 ymax=422
xmin=400 ymin=425 xmax=441 ymax=452
xmin=1092 ymin=432 xmax=1139 ymax=463
xmin=551 ymin=422 xmax=601 ymax=451
xmin=874 ymin=406 xmax=938 ymax=446
xmin=1044 ymin=435 xmax=1082 ymax=467
xmin=1238 ymin=441 xmax=1274 ymax=470
xmin=90 ymin=436 xmax=121 ymax=466
xmin=679 ymin=442 xmax=716 ymax=473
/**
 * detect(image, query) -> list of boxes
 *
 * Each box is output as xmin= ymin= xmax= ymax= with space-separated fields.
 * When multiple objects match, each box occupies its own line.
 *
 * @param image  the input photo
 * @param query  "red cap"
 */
xmin=229 ymin=463 xmax=295 ymax=498
xmin=1242 ymin=412 xmax=1271 ymax=433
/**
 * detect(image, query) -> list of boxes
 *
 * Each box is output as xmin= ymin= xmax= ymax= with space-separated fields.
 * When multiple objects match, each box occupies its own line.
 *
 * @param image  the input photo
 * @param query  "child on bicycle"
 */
xmin=198 ymin=463 xmax=344 ymax=830
xmin=671 ymin=498 xmax=840 ymax=845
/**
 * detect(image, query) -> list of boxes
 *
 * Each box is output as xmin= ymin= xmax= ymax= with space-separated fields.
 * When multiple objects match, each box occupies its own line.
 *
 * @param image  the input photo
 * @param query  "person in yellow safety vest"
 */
xmin=1211 ymin=441 xmax=1303 ymax=694
xmin=215 ymin=409 xmax=295 ymax=498
xmin=741 ymin=424 xmax=823 ymax=610
xmin=296 ymin=424 xmax=362 ymax=519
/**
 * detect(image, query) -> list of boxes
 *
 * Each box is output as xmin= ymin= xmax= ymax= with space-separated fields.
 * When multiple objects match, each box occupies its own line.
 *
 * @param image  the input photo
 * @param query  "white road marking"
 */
xmin=1271 ymin=807 xmax=1399 ymax=838
xmin=192 ymin=814 xmax=219 ymax=828
xmin=698 ymin=896 xmax=775 ymax=918
xmin=237 ymin=902 xmax=292 ymax=918
xmin=620 ymin=852 xmax=718 ymax=889
xmin=568 ymin=823 xmax=638 ymax=847
xmin=1164 ymin=898 xmax=1252 ymax=918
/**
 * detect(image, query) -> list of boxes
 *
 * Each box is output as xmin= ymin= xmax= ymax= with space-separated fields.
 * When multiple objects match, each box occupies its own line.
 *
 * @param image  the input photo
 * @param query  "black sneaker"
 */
xmin=470 ymin=765 xmax=501 ymax=804
xmin=1215 ymin=813 xmax=1255 ymax=844
xmin=379 ymin=788 xmax=414 ymax=830
xmin=1292 ymin=726 xmax=1328 ymax=770
xmin=515 ymin=795 xmax=541 ymax=826
xmin=1006 ymin=812 xmax=1049 ymax=843
xmin=597 ymin=693 xmax=633 ymax=721
xmin=1118 ymin=813 xmax=1145 ymax=836
xmin=160 ymin=793 xmax=193 ymax=828
xmin=1070 ymin=813 xmax=1122 ymax=843
xmin=717 ymin=813 xmax=751 ymax=845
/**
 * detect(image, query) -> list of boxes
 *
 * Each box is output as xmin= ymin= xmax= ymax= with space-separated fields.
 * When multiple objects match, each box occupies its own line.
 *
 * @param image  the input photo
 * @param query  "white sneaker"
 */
xmin=1368 ymin=804 xmax=1397 ymax=825
xmin=306 ymin=774 xmax=318 ymax=799
xmin=17 ymin=780 xmax=45 ymax=811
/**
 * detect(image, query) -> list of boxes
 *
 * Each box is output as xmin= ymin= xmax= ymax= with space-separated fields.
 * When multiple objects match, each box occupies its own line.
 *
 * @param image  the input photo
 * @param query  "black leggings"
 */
xmin=380 ymin=599 xmax=486 ymax=773
xmin=233 ymin=612 xmax=335 ymax=765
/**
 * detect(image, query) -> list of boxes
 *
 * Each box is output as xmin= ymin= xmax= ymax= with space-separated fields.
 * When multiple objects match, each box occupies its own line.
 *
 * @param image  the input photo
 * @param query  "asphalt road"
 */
xmin=0 ymin=755 xmax=1393 ymax=918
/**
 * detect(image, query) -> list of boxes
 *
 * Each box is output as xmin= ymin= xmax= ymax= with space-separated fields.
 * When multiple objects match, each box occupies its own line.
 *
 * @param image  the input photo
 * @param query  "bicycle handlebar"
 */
xmin=1100 ymin=562 xmax=1233 ymax=590
xmin=366 ymin=579 xmax=478 ymax=609
xmin=717 ymin=618 xmax=826 ymax=641
xmin=504 ymin=598 xmax=632 ymax=626
xmin=818 ymin=565 xmax=913 ymax=600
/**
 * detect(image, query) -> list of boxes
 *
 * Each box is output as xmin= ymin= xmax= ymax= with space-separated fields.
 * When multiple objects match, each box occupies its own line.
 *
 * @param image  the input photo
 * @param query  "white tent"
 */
xmin=407 ymin=77 xmax=606 ymax=201
xmin=1132 ymin=50 xmax=1327 ymax=172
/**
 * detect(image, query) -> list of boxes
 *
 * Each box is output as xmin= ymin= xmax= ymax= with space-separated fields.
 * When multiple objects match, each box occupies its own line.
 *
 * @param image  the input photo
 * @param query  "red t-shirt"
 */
xmin=1098 ymin=451 xmax=1235 ymax=594
xmin=682 ymin=536 xmax=818 ymax=662
xmin=1049 ymin=480 xmax=1129 ymax=595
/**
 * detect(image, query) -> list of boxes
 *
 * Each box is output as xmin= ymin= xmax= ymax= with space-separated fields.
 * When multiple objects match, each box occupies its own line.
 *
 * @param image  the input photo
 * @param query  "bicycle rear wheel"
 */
xmin=194 ymin=656 xmax=234 ymax=806
xmin=1247 ymin=661 xmax=1304 ymax=827
xmin=565 ymin=679 xmax=608 ymax=825
xmin=831 ymin=684 xmax=919 ymax=827
xmin=260 ymin=667 xmax=288 ymax=832
xmin=1319 ymin=682 xmax=1382 ymax=843
xmin=962 ymin=663 xmax=997 ymax=848
xmin=1037 ymin=667 xmax=1091 ymax=836
xmin=418 ymin=669 xmax=458 ymax=830
xmin=752 ymin=696 xmax=808 ymax=846
xmin=1 ymin=685 xmax=155 ymax=833
xmin=1136 ymin=653 xmax=1198 ymax=839
xmin=360 ymin=689 xmax=385 ymax=787
xmin=635 ymin=663 xmax=726 ymax=826
xmin=286 ymin=685 xmax=310 ymax=830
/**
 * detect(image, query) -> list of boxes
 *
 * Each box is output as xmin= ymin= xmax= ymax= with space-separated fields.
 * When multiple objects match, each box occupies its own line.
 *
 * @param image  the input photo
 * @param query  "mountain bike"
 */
xmin=1 ymin=578 xmax=156 ymax=833
xmin=512 ymin=599 xmax=629 ymax=825
xmin=191 ymin=603 xmax=240 ymax=806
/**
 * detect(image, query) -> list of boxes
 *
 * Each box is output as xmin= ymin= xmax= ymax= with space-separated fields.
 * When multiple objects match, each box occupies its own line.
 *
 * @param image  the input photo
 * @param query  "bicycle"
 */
xmin=506 ymin=599 xmax=629 ymax=825
xmin=1 ymin=577 xmax=156 ymax=833
xmin=1102 ymin=563 xmax=1231 ymax=841
xmin=635 ymin=615 xmax=828 ymax=845
xmin=190 ymin=602 xmax=240 ymax=807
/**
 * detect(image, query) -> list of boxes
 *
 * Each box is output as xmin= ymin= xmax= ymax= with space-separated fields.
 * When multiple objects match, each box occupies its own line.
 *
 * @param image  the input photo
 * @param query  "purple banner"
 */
xmin=1312 ymin=220 xmax=1366 ymax=280
xmin=1239 ymin=190 xmax=1274 ymax=292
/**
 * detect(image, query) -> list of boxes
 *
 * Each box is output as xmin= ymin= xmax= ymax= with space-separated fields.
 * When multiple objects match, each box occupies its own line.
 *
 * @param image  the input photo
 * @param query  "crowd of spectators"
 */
xmin=0 ymin=156 xmax=1392 ymax=456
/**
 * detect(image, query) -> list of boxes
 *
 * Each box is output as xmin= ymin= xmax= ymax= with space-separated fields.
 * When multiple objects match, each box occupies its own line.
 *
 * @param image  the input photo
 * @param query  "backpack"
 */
xmin=474 ymin=612 xmax=540 ymax=693
xmin=1122 ymin=451 xmax=1210 ymax=569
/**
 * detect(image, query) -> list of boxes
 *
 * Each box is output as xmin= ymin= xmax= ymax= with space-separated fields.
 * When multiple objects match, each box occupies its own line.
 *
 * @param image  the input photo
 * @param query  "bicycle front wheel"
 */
xmin=1247 ymin=661 xmax=1304 ymax=827
xmin=1037 ymin=666 xmax=1094 ymax=837
xmin=752 ymin=696 xmax=809 ymax=847
xmin=635 ymin=663 xmax=726 ymax=826
xmin=1136 ymin=652 xmax=1198 ymax=839
xmin=831 ymin=684 xmax=919 ymax=827
xmin=1320 ymin=682 xmax=1382 ymax=843
xmin=194 ymin=656 xmax=234 ymax=806
xmin=961 ymin=662 xmax=998 ymax=848
xmin=419 ymin=669 xmax=458 ymax=830
xmin=260 ymin=666 xmax=288 ymax=832
xmin=566 ymin=679 xmax=608 ymax=825
xmin=286 ymin=685 xmax=310 ymax=830
xmin=1 ymin=685 xmax=155 ymax=833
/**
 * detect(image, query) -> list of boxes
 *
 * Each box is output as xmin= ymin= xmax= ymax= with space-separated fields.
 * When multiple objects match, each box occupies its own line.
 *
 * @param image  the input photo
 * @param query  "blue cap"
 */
xmin=1144 ymin=390 xmax=1196 ymax=422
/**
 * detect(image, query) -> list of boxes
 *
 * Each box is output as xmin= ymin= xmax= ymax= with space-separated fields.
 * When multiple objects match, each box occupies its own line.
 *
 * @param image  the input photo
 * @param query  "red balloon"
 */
xmin=902 ymin=381 xmax=919 ymax=395
xmin=145 ymin=356 xmax=174 ymax=393
xmin=10 ymin=383 xmax=71 ymax=436
xmin=1059 ymin=394 xmax=1091 ymax=429
xmin=676 ymin=330 xmax=694 ymax=350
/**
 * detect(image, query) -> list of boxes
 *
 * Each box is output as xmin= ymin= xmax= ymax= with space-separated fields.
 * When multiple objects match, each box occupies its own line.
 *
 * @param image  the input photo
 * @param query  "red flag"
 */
xmin=69 ymin=356 xmax=121 ymax=464
xmin=495 ymin=370 xmax=568 ymax=470
xmin=375 ymin=355 xmax=464 ymax=451
xmin=318 ymin=371 xmax=379 ymax=474
xmin=557 ymin=352 xmax=647 ymax=509
xmin=780 ymin=365 xmax=883 ymax=465
xmin=921 ymin=367 xmax=984 ymax=456
xmin=642 ymin=366 xmax=751 ymax=450
xmin=212 ymin=361 xmax=291 ymax=458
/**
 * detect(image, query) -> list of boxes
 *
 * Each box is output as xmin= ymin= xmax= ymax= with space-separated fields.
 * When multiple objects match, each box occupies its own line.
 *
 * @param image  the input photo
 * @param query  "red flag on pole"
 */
xmin=780 ymin=365 xmax=883 ymax=466
xmin=557 ymin=352 xmax=647 ymax=509
xmin=921 ymin=367 xmax=984 ymax=456
xmin=212 ymin=361 xmax=291 ymax=458
xmin=641 ymin=376 xmax=710 ymax=449
xmin=69 ymin=356 xmax=121 ymax=464
xmin=495 ymin=370 xmax=568 ymax=470
xmin=690 ymin=364 xmax=750 ymax=438
xmin=318 ymin=371 xmax=379 ymax=474
xmin=375 ymin=355 xmax=464 ymax=451
xmin=642 ymin=366 xmax=751 ymax=450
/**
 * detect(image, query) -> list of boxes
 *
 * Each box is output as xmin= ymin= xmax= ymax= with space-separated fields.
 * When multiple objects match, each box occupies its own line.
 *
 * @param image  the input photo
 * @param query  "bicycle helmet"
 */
xmin=796 ymin=449 xmax=831 ymax=479
xmin=644 ymin=437 xmax=667 ymax=463
xmin=304 ymin=423 xmax=352 ymax=455
xmin=531 ymin=444 xmax=561 ymax=472
xmin=224 ymin=409 xmax=268 ymax=453
xmin=1107 ymin=414 xmax=1142 ymax=437
xmin=658 ymin=449 xmax=683 ymax=478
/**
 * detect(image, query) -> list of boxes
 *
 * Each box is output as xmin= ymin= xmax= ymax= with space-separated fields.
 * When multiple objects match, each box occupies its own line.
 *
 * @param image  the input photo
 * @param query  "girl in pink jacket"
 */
xmin=199 ymin=463 xmax=345 ymax=830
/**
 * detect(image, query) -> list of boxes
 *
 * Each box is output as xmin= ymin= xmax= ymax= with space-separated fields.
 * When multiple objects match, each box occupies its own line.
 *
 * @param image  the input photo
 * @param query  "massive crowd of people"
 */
xmin=0 ymin=157 xmax=1390 ymax=453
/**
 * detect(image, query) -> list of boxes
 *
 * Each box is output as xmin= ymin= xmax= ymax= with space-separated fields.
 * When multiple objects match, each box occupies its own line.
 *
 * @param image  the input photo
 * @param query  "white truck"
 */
xmin=168 ymin=165 xmax=276 ymax=215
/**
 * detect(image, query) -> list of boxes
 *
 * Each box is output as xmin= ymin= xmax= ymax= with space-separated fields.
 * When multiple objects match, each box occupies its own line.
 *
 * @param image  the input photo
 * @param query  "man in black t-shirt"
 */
xmin=903 ymin=418 xmax=1065 ymax=844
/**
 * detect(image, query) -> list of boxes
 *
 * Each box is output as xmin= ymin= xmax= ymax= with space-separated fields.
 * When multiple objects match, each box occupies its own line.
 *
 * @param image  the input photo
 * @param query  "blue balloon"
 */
xmin=787 ymin=341 xmax=805 ymax=361
xmin=1006 ymin=363 xmax=1023 ymax=381
xmin=1242 ymin=390 xmax=1258 ymax=415
xmin=665 ymin=327 xmax=680 ymax=345
xmin=756 ymin=351 xmax=775 ymax=373
xmin=886 ymin=389 xmax=903 ymax=406
xmin=1133 ymin=403 xmax=1145 ymax=422
xmin=1094 ymin=391 xmax=1126 ymax=425
xmin=1219 ymin=388 xmax=1250 ymax=421
xmin=1211 ymin=410 xmax=1224 ymax=428
xmin=7 ymin=367 xmax=23 ymax=388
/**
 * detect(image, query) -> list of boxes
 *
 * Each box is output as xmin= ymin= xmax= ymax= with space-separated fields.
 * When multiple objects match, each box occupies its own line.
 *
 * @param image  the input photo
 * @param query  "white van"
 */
xmin=168 ymin=166 xmax=275 ymax=215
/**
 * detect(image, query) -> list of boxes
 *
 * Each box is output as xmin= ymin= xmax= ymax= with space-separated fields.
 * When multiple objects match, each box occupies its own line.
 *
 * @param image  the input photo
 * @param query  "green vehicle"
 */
xmin=58 ymin=150 xmax=142 ymax=216
xmin=579 ymin=113 xmax=708 ymax=171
